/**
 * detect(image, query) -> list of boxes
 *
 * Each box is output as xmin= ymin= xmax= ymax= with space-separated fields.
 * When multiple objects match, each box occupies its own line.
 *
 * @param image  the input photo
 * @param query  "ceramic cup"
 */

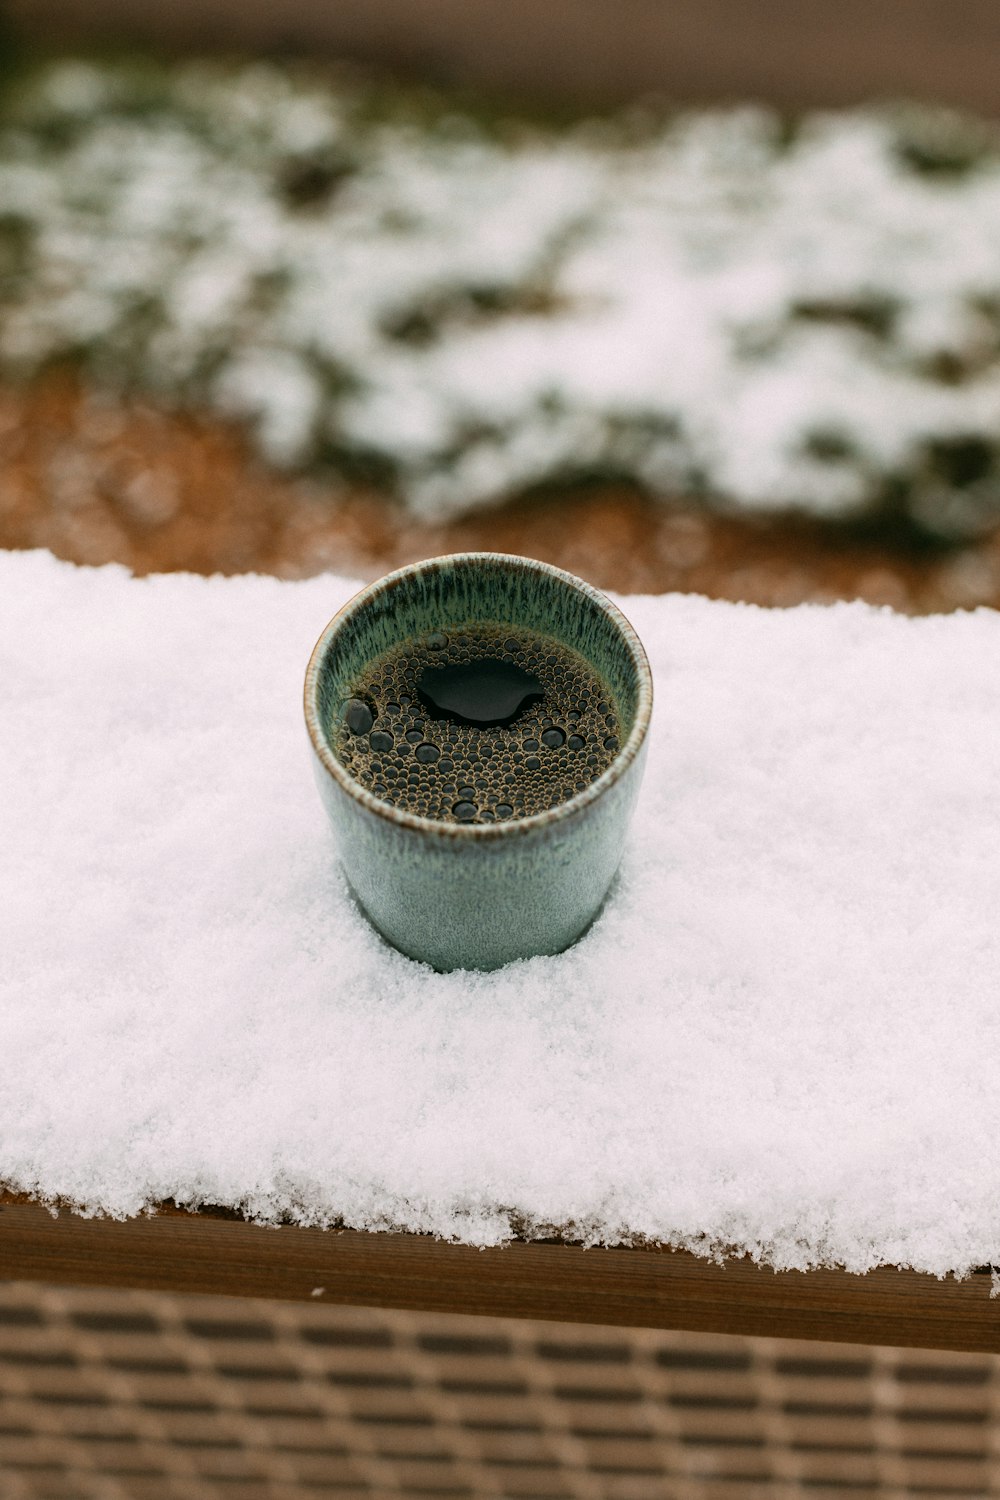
xmin=304 ymin=553 xmax=652 ymax=971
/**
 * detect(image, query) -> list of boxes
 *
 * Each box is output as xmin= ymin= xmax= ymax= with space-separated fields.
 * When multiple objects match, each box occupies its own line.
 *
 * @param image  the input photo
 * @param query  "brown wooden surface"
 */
xmin=12 ymin=0 xmax=1000 ymax=117
xmin=2 ymin=1193 xmax=998 ymax=1355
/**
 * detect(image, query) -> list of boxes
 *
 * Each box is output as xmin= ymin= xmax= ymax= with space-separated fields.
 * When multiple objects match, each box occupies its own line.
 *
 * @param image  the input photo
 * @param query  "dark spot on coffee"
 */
xmin=418 ymin=657 xmax=543 ymax=729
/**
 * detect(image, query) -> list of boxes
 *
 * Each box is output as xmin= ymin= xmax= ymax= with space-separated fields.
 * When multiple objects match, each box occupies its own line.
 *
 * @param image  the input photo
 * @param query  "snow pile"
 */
xmin=4 ymin=61 xmax=1000 ymax=534
xmin=3 ymin=549 xmax=1000 ymax=1275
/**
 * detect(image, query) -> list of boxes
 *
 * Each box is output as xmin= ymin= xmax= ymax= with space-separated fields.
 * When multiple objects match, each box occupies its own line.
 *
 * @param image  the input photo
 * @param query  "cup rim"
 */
xmin=303 ymin=552 xmax=653 ymax=841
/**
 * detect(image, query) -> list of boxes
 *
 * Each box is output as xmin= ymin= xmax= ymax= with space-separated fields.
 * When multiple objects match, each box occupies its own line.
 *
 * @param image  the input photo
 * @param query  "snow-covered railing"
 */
xmin=4 ymin=551 xmax=1000 ymax=1351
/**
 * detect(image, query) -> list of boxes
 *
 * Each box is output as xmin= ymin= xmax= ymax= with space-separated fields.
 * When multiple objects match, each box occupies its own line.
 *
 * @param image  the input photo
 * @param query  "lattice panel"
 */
xmin=1 ymin=1280 xmax=998 ymax=1499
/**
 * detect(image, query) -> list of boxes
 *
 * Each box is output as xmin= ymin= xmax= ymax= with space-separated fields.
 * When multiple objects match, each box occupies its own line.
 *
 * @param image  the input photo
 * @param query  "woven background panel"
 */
xmin=1 ymin=1280 xmax=998 ymax=1499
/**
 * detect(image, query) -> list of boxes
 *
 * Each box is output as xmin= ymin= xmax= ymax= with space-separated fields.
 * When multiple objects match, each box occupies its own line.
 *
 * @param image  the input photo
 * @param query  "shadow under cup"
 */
xmin=304 ymin=554 xmax=652 ymax=972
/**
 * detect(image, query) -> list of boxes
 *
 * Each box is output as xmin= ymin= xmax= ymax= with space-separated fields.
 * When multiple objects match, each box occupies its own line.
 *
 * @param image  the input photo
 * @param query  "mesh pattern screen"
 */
xmin=1 ymin=1281 xmax=996 ymax=1499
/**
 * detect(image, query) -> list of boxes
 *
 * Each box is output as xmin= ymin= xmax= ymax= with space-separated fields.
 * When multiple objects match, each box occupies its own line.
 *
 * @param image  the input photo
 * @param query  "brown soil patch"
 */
xmin=3 ymin=371 xmax=1000 ymax=610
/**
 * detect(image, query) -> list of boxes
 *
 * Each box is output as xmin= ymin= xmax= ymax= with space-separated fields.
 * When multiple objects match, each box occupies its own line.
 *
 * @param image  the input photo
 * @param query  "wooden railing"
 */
xmin=9 ymin=0 xmax=1000 ymax=117
xmin=3 ymin=1193 xmax=999 ymax=1355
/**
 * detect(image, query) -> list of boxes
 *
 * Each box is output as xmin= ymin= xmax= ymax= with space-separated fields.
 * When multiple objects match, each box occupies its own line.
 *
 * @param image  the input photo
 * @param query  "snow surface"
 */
xmin=3 ymin=548 xmax=1000 ymax=1277
xmin=6 ymin=61 xmax=1000 ymax=534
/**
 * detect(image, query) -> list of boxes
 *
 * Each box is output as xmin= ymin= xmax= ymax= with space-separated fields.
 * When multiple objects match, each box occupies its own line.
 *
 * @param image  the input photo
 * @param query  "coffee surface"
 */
xmin=335 ymin=622 xmax=621 ymax=823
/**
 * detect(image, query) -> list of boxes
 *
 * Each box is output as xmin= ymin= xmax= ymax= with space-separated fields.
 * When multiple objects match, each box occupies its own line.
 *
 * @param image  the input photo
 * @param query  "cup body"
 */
xmin=304 ymin=554 xmax=652 ymax=971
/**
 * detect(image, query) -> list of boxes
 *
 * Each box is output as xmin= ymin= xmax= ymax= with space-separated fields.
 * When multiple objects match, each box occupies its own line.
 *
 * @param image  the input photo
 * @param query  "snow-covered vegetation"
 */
xmin=4 ymin=59 xmax=1000 ymax=536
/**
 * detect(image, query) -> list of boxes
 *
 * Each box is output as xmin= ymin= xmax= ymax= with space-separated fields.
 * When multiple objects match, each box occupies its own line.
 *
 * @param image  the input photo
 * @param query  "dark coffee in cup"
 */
xmin=336 ymin=621 xmax=621 ymax=824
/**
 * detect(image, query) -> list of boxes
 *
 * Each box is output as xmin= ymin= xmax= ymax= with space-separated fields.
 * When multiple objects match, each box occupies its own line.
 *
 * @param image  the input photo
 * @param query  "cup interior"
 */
xmin=309 ymin=553 xmax=651 ymax=815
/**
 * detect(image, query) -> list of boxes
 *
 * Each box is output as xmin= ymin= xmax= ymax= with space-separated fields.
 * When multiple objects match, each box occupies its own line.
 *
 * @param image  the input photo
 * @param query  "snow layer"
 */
xmin=3 ymin=549 xmax=1000 ymax=1276
xmin=5 ymin=62 xmax=1000 ymax=534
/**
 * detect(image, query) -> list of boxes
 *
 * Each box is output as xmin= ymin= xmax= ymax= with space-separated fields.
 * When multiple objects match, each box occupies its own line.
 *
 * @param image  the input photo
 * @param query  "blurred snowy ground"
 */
xmin=3 ymin=60 xmax=1000 ymax=539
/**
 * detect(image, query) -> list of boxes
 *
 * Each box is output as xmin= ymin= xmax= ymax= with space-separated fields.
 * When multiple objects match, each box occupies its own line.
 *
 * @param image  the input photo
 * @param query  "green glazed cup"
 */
xmin=304 ymin=553 xmax=652 ymax=971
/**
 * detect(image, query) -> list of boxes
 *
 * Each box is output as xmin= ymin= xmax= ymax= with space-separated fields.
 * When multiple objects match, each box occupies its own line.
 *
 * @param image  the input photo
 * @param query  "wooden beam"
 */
xmin=2 ymin=1194 xmax=998 ymax=1354
xmin=10 ymin=0 xmax=1000 ymax=117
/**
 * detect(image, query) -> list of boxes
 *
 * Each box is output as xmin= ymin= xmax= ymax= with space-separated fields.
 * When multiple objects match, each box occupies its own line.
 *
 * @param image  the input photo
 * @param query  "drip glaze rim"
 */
xmin=303 ymin=553 xmax=653 ymax=841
